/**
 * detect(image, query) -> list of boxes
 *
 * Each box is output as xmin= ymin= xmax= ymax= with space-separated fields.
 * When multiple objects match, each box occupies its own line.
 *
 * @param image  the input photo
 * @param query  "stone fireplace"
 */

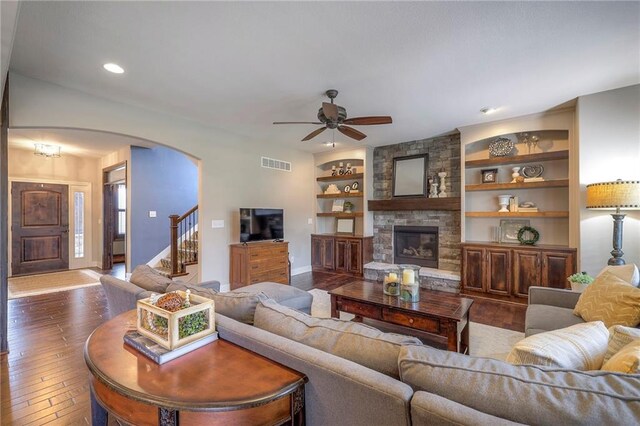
xmin=394 ymin=226 xmax=438 ymax=268
xmin=370 ymin=132 xmax=462 ymax=276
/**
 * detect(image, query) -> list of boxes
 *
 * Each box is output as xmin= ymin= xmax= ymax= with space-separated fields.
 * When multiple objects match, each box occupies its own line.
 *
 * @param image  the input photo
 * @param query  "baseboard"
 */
xmin=291 ymin=265 xmax=312 ymax=276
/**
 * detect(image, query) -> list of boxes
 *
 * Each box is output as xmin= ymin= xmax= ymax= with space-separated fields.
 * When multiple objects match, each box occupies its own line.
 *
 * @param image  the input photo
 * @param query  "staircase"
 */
xmin=152 ymin=205 xmax=198 ymax=278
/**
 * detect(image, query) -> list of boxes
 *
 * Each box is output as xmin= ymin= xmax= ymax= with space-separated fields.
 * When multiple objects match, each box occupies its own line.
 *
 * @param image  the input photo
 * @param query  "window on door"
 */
xmin=117 ymin=183 xmax=126 ymax=238
xmin=74 ymin=191 xmax=84 ymax=258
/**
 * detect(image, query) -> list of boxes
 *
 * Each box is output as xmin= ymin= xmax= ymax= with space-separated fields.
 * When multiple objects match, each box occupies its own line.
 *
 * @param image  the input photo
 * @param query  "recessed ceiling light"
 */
xmin=480 ymin=107 xmax=498 ymax=115
xmin=103 ymin=63 xmax=124 ymax=74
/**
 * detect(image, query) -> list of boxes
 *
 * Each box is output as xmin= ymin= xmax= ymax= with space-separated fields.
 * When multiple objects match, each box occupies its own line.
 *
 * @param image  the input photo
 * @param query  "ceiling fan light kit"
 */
xmin=273 ymin=89 xmax=392 ymax=142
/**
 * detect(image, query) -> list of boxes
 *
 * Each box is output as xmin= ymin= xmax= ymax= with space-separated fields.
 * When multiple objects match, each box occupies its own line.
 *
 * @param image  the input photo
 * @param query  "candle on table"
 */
xmin=402 ymin=269 xmax=415 ymax=285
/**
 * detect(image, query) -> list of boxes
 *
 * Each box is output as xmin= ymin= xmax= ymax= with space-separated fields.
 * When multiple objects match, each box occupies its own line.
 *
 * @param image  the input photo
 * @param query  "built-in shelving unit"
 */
xmin=465 ymin=150 xmax=568 ymax=168
xmin=317 ymin=193 xmax=364 ymax=199
xmin=465 ymin=211 xmax=569 ymax=218
xmin=316 ymin=173 xmax=364 ymax=182
xmin=463 ymin=130 xmax=571 ymax=246
xmin=465 ymin=179 xmax=569 ymax=192
xmin=314 ymin=155 xmax=368 ymax=235
xmin=317 ymin=212 xmax=364 ymax=218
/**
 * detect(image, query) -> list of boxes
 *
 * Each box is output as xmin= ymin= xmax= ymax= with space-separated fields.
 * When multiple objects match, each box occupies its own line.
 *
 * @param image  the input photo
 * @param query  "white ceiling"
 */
xmin=9 ymin=128 xmax=155 ymax=158
xmin=8 ymin=1 xmax=640 ymax=153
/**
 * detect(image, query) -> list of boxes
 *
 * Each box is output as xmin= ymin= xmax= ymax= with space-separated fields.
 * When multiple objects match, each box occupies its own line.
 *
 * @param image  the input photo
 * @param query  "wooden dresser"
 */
xmin=230 ymin=241 xmax=289 ymax=290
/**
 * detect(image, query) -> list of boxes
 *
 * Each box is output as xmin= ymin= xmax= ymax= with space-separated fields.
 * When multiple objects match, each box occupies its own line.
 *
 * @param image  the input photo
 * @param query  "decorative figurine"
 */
xmin=346 ymin=163 xmax=353 ymax=174
xmin=498 ymin=194 xmax=512 ymax=212
xmin=511 ymin=167 xmax=521 ymax=183
xmin=429 ymin=176 xmax=439 ymax=198
xmin=338 ymin=162 xmax=345 ymax=175
xmin=331 ymin=165 xmax=337 ymax=176
xmin=438 ymin=171 xmax=447 ymax=197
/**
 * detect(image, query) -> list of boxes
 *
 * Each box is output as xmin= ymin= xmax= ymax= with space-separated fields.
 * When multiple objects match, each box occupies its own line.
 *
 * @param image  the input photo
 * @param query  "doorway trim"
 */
xmin=102 ymin=161 xmax=127 ymax=271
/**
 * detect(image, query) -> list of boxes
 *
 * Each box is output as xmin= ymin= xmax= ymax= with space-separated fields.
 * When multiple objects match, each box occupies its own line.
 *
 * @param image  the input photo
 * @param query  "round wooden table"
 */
xmin=85 ymin=311 xmax=306 ymax=426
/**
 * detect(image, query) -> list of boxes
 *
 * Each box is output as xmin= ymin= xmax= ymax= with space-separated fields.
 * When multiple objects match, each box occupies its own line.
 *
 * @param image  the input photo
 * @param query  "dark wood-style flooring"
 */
xmin=1 ymin=269 xmax=524 ymax=425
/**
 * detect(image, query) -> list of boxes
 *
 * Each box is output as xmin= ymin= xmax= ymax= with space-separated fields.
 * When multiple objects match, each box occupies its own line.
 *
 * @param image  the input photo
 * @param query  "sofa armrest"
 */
xmin=411 ymin=391 xmax=525 ymax=426
xmin=528 ymin=286 xmax=581 ymax=309
xmin=198 ymin=280 xmax=221 ymax=292
xmin=100 ymin=276 xmax=146 ymax=318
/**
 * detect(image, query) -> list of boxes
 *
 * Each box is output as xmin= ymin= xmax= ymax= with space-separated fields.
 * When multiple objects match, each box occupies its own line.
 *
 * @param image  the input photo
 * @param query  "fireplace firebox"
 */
xmin=393 ymin=226 xmax=438 ymax=268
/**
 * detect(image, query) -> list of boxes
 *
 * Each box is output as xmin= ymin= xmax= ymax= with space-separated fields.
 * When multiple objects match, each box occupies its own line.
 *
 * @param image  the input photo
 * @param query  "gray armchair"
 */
xmin=525 ymin=286 xmax=584 ymax=336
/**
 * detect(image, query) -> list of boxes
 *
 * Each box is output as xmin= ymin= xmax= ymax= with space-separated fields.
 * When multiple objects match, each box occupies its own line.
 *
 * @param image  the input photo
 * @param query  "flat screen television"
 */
xmin=239 ymin=208 xmax=284 ymax=243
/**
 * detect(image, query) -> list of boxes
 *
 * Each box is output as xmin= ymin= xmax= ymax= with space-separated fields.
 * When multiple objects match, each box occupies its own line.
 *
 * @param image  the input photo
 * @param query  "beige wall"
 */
xmin=9 ymin=74 xmax=315 ymax=288
xmin=577 ymin=84 xmax=640 ymax=274
xmin=7 ymin=146 xmax=102 ymax=269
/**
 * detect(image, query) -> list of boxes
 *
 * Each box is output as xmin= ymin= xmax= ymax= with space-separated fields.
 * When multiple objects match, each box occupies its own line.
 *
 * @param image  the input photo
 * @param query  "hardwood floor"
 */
xmin=1 ymin=269 xmax=524 ymax=425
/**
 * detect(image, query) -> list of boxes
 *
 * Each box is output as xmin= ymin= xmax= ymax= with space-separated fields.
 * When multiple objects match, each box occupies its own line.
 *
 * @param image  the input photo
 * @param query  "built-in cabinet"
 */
xmin=461 ymin=242 xmax=576 ymax=303
xmin=311 ymin=234 xmax=372 ymax=276
xmin=229 ymin=241 xmax=289 ymax=289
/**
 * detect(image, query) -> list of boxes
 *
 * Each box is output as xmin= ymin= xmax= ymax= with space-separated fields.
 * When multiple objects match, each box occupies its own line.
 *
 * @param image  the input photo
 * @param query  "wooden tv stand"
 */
xmin=230 ymin=241 xmax=290 ymax=290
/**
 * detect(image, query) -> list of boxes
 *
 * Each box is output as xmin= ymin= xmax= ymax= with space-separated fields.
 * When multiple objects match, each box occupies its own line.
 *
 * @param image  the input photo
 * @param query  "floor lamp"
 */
xmin=586 ymin=179 xmax=640 ymax=265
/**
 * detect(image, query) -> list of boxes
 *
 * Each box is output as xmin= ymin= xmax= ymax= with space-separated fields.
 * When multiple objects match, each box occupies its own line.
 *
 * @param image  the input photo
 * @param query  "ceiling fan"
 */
xmin=273 ymin=89 xmax=392 ymax=142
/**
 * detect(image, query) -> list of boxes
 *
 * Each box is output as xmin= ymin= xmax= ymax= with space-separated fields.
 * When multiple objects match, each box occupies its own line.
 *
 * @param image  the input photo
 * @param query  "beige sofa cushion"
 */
xmin=129 ymin=265 xmax=173 ymax=293
xmin=573 ymin=271 xmax=640 ymax=328
xmin=254 ymin=299 xmax=422 ymax=378
xmin=602 ymin=340 xmax=640 ymax=374
xmin=506 ymin=321 xmax=609 ymax=370
xmin=597 ymin=264 xmax=640 ymax=287
xmin=604 ymin=325 xmax=640 ymax=363
xmin=166 ymin=282 xmax=266 ymax=325
xmin=399 ymin=345 xmax=640 ymax=425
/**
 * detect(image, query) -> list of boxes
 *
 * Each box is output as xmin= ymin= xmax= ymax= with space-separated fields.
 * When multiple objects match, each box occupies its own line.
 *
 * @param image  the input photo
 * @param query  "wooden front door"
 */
xmin=11 ymin=182 xmax=69 ymax=276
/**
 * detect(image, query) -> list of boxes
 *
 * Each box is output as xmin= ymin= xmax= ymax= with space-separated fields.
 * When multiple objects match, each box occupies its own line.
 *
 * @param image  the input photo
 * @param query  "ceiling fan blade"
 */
xmin=273 ymin=121 xmax=324 ymax=125
xmin=302 ymin=127 xmax=327 ymax=141
xmin=338 ymin=125 xmax=367 ymax=141
xmin=322 ymin=102 xmax=339 ymax=121
xmin=343 ymin=116 xmax=393 ymax=126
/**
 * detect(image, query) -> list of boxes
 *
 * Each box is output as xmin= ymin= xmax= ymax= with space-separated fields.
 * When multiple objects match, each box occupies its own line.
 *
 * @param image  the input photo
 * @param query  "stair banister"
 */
xmin=169 ymin=205 xmax=198 ymax=276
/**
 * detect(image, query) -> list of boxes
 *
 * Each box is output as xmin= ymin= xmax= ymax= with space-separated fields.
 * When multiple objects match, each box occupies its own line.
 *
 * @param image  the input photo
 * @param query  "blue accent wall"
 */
xmin=130 ymin=146 xmax=198 ymax=268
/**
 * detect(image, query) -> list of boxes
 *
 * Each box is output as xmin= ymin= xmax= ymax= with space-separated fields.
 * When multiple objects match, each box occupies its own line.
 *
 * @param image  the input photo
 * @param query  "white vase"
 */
xmin=569 ymin=280 xmax=589 ymax=293
xmin=511 ymin=167 xmax=521 ymax=183
xmin=497 ymin=194 xmax=512 ymax=212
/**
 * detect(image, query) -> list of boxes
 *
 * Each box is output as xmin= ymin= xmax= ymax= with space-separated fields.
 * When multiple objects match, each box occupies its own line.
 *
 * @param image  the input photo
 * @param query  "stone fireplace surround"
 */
xmin=365 ymin=133 xmax=462 ymax=293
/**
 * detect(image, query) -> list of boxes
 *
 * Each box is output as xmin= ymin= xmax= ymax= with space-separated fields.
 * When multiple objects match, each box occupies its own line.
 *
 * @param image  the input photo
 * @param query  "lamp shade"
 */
xmin=586 ymin=180 xmax=640 ymax=210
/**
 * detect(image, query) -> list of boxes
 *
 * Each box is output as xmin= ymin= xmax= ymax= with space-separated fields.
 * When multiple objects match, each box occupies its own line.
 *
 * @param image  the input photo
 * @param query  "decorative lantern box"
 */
xmin=136 ymin=291 xmax=215 ymax=350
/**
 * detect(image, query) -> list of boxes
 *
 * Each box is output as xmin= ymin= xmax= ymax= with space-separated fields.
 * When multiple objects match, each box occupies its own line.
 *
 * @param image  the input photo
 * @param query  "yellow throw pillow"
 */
xmin=601 ymin=340 xmax=640 ymax=374
xmin=604 ymin=325 xmax=640 ymax=363
xmin=506 ymin=321 xmax=609 ymax=370
xmin=573 ymin=271 xmax=640 ymax=328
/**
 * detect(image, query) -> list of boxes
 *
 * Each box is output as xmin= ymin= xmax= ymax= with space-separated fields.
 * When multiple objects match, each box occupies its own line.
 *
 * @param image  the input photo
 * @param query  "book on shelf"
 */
xmin=124 ymin=330 xmax=218 ymax=364
xmin=509 ymin=196 xmax=519 ymax=212
xmin=332 ymin=199 xmax=345 ymax=212
xmin=517 ymin=207 xmax=539 ymax=212
xmin=524 ymin=177 xmax=545 ymax=182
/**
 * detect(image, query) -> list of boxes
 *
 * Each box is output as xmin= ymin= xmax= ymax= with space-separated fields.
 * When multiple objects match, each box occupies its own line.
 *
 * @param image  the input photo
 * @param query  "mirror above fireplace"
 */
xmin=392 ymin=154 xmax=428 ymax=197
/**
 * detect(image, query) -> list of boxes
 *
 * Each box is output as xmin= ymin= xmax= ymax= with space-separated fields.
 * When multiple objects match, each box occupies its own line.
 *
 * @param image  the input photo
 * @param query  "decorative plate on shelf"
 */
xmin=488 ymin=137 xmax=514 ymax=157
xmin=521 ymin=164 xmax=544 ymax=178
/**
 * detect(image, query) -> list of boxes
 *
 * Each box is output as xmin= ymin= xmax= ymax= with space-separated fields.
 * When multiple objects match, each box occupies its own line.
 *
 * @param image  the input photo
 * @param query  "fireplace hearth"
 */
xmin=393 ymin=226 xmax=438 ymax=268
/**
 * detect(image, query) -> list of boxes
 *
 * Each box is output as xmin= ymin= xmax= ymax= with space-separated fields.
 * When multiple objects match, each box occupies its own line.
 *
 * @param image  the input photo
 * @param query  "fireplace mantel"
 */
xmin=368 ymin=197 xmax=461 ymax=211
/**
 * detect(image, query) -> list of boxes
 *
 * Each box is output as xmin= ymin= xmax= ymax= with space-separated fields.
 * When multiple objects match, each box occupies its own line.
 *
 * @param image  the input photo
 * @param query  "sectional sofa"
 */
xmin=99 ymin=273 xmax=640 ymax=425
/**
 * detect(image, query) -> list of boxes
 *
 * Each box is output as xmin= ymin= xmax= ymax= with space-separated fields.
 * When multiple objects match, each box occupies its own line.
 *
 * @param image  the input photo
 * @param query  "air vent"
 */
xmin=261 ymin=156 xmax=291 ymax=172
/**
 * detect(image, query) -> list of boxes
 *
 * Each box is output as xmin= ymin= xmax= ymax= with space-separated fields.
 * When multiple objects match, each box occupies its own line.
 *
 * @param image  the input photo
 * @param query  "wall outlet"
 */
xmin=211 ymin=220 xmax=225 ymax=229
xmin=149 ymin=211 xmax=157 ymax=218
xmin=307 ymin=218 xmax=313 ymax=225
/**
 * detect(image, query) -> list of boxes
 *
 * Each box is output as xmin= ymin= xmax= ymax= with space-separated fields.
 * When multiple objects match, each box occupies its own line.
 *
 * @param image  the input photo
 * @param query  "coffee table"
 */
xmin=329 ymin=281 xmax=473 ymax=353
xmin=85 ymin=310 xmax=306 ymax=425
